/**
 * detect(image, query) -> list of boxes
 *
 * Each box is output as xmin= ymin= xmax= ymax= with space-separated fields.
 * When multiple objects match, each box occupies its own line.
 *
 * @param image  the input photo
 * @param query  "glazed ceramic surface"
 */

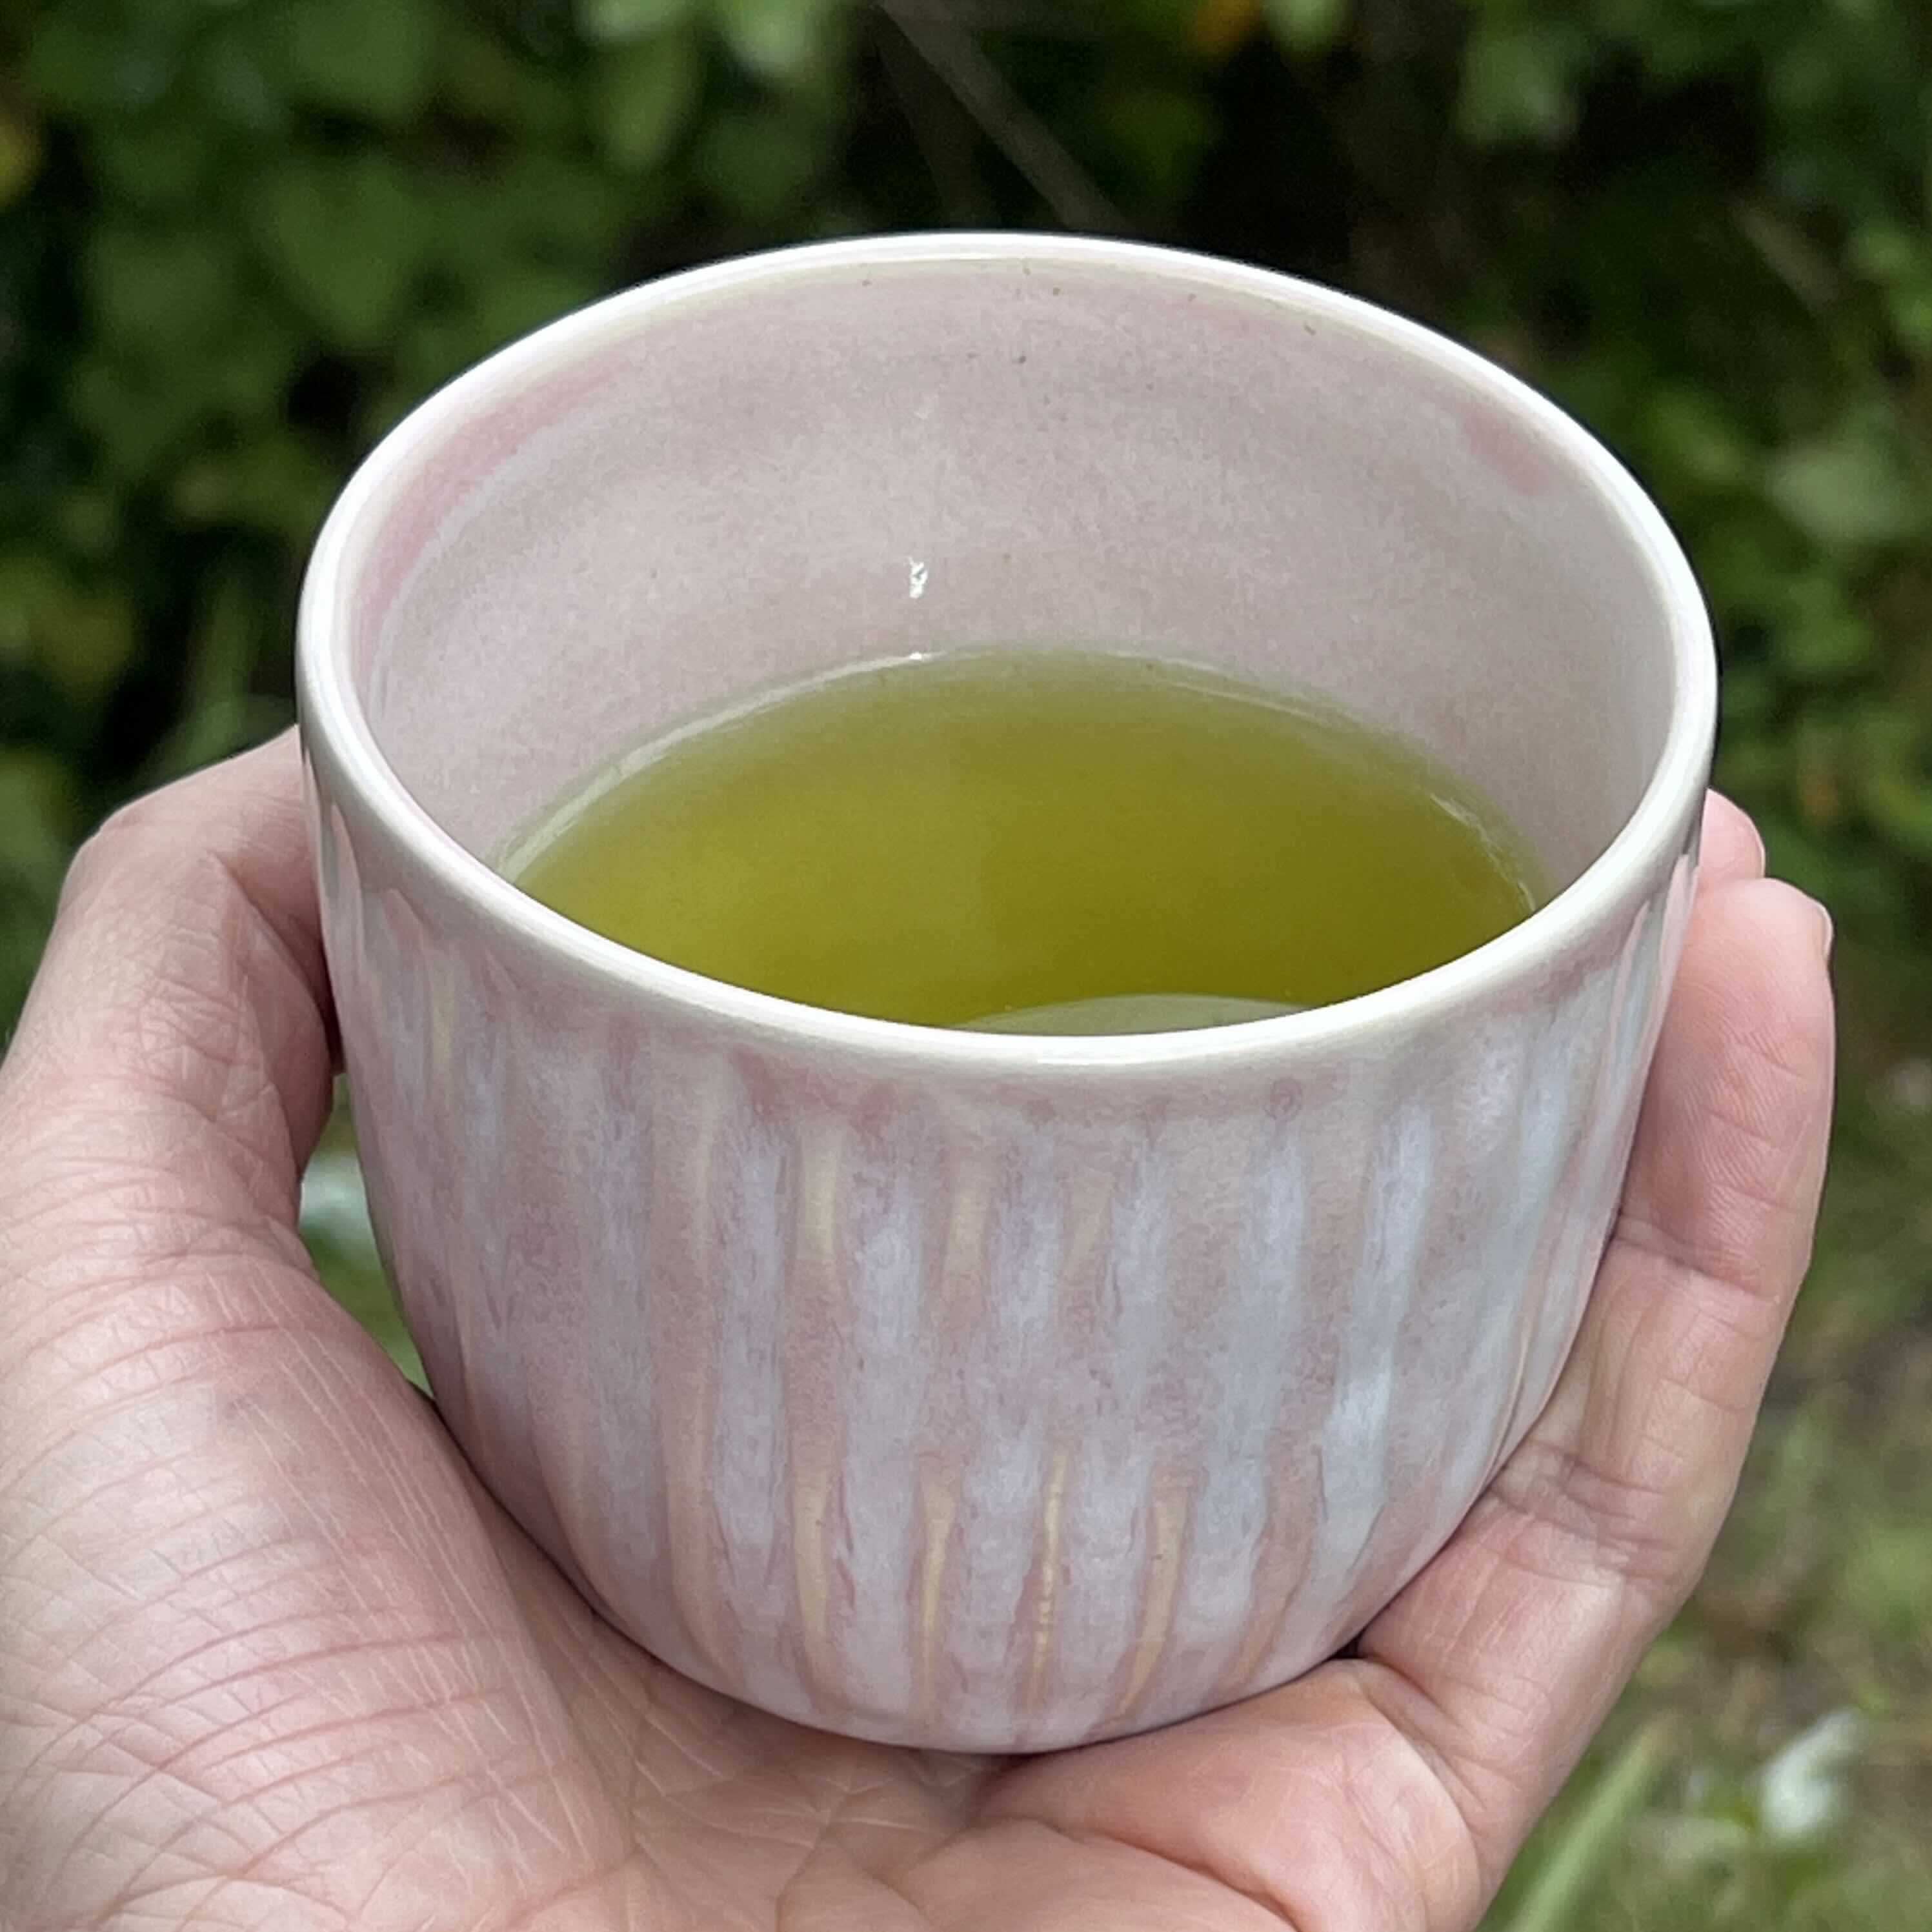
xmin=297 ymin=235 xmax=1716 ymax=1752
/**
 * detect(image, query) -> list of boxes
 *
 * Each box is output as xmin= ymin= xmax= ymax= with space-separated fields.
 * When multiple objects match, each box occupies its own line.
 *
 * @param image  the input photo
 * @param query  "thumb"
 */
xmin=0 ymin=732 xmax=334 ymax=1236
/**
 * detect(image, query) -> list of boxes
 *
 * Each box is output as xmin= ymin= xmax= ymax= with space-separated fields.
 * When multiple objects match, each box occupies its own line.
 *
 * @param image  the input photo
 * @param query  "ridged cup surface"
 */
xmin=299 ymin=236 xmax=1715 ymax=1750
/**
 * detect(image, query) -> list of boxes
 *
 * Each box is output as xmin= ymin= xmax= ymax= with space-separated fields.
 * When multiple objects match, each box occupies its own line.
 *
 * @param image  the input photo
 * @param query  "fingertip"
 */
xmin=1698 ymin=792 xmax=1766 ymax=891
xmin=1679 ymin=873 xmax=1836 ymax=1068
xmin=1624 ymin=869 xmax=1836 ymax=1300
xmin=5 ymin=731 xmax=336 ymax=1197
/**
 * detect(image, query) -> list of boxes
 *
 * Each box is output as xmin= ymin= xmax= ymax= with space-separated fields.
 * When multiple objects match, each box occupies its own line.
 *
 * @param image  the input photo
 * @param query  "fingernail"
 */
xmin=1815 ymin=901 xmax=1834 ymax=960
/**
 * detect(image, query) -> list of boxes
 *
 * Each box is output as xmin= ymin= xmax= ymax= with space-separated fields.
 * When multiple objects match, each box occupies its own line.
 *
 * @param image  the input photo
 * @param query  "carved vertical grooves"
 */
xmin=313 ymin=759 xmax=1694 ymax=1751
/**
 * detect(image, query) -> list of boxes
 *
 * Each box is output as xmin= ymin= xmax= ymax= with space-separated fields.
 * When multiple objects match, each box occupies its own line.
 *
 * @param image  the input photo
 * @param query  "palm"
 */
xmin=1 ymin=743 xmax=1833 ymax=1932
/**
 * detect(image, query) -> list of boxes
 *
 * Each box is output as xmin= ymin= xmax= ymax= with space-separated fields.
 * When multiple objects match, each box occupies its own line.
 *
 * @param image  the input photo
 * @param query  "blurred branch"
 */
xmin=878 ymin=19 xmax=991 ymax=224
xmin=877 ymin=0 xmax=1123 ymax=232
xmin=1736 ymin=200 xmax=1842 ymax=316
xmin=1501 ymin=1717 xmax=1681 ymax=1932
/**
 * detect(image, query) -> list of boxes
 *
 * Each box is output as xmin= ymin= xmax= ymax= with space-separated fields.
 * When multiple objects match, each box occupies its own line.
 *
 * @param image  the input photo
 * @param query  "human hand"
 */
xmin=0 ymin=738 xmax=1833 ymax=1930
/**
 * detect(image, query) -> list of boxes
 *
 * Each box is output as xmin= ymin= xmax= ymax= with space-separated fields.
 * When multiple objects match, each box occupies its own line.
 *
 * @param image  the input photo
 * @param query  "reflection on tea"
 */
xmin=505 ymin=652 xmax=1544 ymax=1033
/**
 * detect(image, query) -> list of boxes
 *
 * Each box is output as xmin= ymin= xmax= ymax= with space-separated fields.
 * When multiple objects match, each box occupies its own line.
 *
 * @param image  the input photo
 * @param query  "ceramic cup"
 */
xmin=297 ymin=234 xmax=1716 ymax=1753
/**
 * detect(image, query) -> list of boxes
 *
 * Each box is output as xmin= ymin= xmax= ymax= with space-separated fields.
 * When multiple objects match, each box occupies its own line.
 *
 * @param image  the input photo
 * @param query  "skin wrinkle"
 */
xmin=390 ymin=1857 xmax=647 ymax=1932
xmin=775 ymin=1845 xmax=942 ymax=1932
xmin=0 ymin=748 xmax=1836 ymax=1931
xmin=187 ymin=1715 xmax=560 ymax=1893
xmin=15 ymin=1422 xmax=579 ymax=1917
xmin=19 ymin=1439 xmax=361 ymax=1691
xmin=1047 ymin=1822 xmax=1301 ymax=1929
xmin=22 ymin=1643 xmax=428 ymax=1874
xmin=97 ymin=1708 xmax=609 ymax=1930
xmin=10 ymin=1434 xmax=225 ymax=1563
xmin=10 ymin=1309 xmax=323 ymax=1436
xmin=17 ymin=816 xmax=333 ymax=1240
xmin=1319 ymin=1686 xmax=1494 ymax=1927
xmin=98 ymin=1877 xmax=348 ymax=1932
xmin=0 ymin=1202 xmax=267 ymax=1327
xmin=1264 ymin=1723 xmax=1471 ymax=1932
xmin=1612 ymin=1191 xmax=1820 ymax=1309
xmin=501 ymin=1568 xmax=727 ymax=1801
xmin=220 ymin=1759 xmax=559 ymax=1887
xmin=1489 ymin=1336 xmax=1758 ymax=1591
xmin=126 ymin=1630 xmax=519 ymax=1764
xmin=900 ymin=1820 xmax=1301 ymax=1932
xmin=1 ymin=1230 xmax=321 ymax=1455
xmin=772 ymin=1759 xmax=921 ymax=1908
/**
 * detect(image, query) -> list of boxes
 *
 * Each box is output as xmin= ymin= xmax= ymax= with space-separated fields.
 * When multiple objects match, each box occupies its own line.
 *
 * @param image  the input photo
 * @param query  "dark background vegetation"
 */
xmin=3 ymin=1 xmax=1927 ymax=1921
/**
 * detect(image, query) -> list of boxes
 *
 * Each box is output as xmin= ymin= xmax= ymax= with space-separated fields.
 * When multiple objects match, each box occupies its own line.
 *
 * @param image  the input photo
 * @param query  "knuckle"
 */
xmin=59 ymin=792 xmax=179 ymax=914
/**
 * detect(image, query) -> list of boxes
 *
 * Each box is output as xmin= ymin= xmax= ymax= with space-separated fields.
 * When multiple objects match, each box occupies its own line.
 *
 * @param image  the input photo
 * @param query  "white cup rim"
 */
xmin=297 ymin=232 xmax=1716 ymax=1072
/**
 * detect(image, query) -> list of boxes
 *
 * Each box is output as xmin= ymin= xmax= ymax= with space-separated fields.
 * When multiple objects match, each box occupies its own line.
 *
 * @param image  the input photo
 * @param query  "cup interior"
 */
xmin=324 ymin=238 xmax=1691 ymax=900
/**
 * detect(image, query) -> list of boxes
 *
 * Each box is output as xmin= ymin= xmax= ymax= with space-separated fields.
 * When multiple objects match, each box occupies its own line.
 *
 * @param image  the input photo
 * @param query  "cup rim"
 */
xmin=297 ymin=231 xmax=1716 ymax=1071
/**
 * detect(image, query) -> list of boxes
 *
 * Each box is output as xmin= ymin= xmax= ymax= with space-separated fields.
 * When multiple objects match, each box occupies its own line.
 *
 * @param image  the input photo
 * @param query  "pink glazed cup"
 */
xmin=296 ymin=234 xmax=1716 ymax=1753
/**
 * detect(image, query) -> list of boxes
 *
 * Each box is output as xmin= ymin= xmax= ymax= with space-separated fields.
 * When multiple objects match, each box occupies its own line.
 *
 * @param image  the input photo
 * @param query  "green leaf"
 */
xmin=696 ymin=107 xmax=829 ymax=223
xmin=1857 ymin=710 xmax=1932 ymax=861
xmin=0 ymin=749 xmax=77 ymax=896
xmin=248 ymin=154 xmax=428 ymax=349
xmin=23 ymin=5 xmax=112 ymax=116
xmin=200 ymin=308 xmax=306 ymax=423
xmin=26 ymin=3 xmax=177 ymax=117
xmin=0 ymin=553 xmax=138 ymax=708
xmin=196 ymin=26 xmax=291 ymax=136
xmin=1849 ymin=221 xmax=1932 ymax=357
xmin=1090 ymin=78 xmax=1219 ymax=208
xmin=712 ymin=0 xmax=838 ymax=83
xmin=1773 ymin=572 xmax=1877 ymax=681
xmin=303 ymin=1147 xmax=427 ymax=1387
xmin=85 ymin=225 xmax=232 ymax=352
xmin=185 ymin=566 xmax=260 ymax=712
xmin=472 ymin=267 xmax=605 ymax=348
xmin=463 ymin=152 xmax=631 ymax=263
xmin=1691 ymin=508 xmax=1802 ymax=623
xmin=1118 ymin=0 xmax=1211 ymax=43
xmin=137 ymin=569 xmax=293 ymax=786
xmin=1262 ymin=0 xmax=1349 ymax=55
xmin=37 ymin=589 xmax=138 ymax=705
xmin=274 ymin=0 xmax=438 ymax=122
xmin=86 ymin=110 xmax=219 ymax=209
xmin=578 ymin=0 xmax=697 ymax=43
xmin=0 ymin=552 xmax=68 ymax=664
xmin=1640 ymin=385 xmax=1756 ymax=494
xmin=1766 ymin=411 xmax=1931 ymax=549
xmin=592 ymin=30 xmax=702 ymax=170
xmin=1843 ymin=1523 xmax=1932 ymax=1644
xmin=1458 ymin=19 xmax=1589 ymax=148
xmin=0 ymin=107 xmax=43 ymax=209
xmin=169 ymin=428 xmax=336 ymax=541
xmin=1864 ymin=772 xmax=1932 ymax=863
xmin=66 ymin=351 xmax=218 ymax=479
xmin=1498 ymin=1719 xmax=1676 ymax=1932
xmin=54 ymin=489 xmax=123 ymax=558
xmin=440 ymin=30 xmax=576 ymax=134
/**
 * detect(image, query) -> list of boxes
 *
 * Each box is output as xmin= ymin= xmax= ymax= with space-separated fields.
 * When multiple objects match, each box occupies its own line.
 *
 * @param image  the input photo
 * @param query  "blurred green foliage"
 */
xmin=3 ymin=5 xmax=1930 ymax=1918
xmin=3 ymin=0 xmax=1930 ymax=1032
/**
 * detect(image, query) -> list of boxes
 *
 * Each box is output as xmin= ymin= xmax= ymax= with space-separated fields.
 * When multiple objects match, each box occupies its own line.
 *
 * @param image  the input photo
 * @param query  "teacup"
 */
xmin=297 ymin=234 xmax=1716 ymax=1752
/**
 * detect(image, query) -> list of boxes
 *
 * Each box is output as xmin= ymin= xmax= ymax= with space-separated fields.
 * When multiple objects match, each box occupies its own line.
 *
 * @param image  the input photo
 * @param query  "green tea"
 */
xmin=505 ymin=652 xmax=1544 ymax=1034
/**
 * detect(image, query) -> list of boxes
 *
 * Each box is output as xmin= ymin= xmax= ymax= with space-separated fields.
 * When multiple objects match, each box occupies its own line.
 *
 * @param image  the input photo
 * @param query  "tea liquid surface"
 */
xmin=505 ymin=652 xmax=1544 ymax=1034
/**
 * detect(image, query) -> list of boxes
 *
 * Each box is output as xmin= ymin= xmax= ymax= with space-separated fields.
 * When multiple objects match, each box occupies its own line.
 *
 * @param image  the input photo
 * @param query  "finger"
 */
xmin=0 ymin=732 xmax=332 ymax=1230
xmin=989 ymin=866 xmax=1834 ymax=1929
xmin=1346 ymin=867 xmax=1835 ymax=1888
xmin=1698 ymin=790 xmax=1765 ymax=891
xmin=0 ymin=744 xmax=648 ymax=1929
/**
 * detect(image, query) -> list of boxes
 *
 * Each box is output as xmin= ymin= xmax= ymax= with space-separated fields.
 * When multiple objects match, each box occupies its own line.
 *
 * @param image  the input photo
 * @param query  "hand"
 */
xmin=0 ymin=737 xmax=1833 ymax=1931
